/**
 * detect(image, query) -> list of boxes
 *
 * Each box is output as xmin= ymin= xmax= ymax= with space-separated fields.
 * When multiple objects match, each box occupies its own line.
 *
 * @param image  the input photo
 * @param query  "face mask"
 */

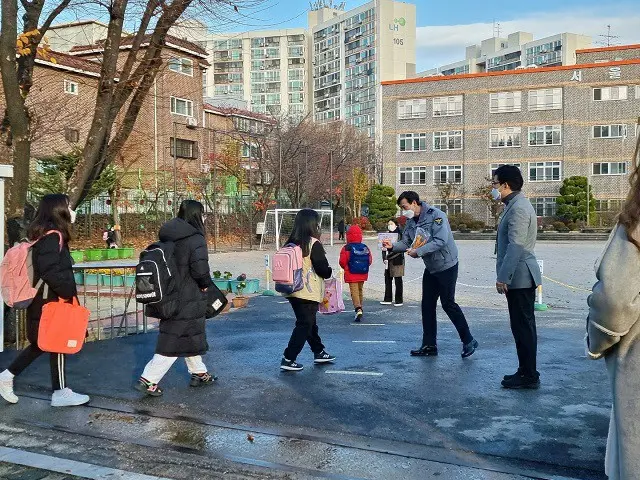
xmin=491 ymin=188 xmax=502 ymax=201
xmin=401 ymin=209 xmax=415 ymax=219
xmin=69 ymin=208 xmax=77 ymax=224
xmin=388 ymin=224 xmax=396 ymax=232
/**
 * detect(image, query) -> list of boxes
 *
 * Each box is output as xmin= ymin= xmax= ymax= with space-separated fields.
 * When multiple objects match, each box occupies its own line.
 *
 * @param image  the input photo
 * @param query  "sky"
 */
xmin=198 ymin=0 xmax=640 ymax=71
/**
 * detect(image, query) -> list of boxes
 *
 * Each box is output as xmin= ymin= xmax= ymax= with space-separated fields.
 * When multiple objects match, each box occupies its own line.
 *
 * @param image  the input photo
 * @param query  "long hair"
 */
xmin=619 ymin=134 xmax=640 ymax=248
xmin=178 ymin=200 xmax=205 ymax=235
xmin=27 ymin=194 xmax=72 ymax=244
xmin=287 ymin=209 xmax=320 ymax=256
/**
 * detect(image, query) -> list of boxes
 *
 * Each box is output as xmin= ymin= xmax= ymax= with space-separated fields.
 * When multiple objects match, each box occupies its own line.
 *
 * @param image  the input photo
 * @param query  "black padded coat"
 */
xmin=154 ymin=218 xmax=213 ymax=357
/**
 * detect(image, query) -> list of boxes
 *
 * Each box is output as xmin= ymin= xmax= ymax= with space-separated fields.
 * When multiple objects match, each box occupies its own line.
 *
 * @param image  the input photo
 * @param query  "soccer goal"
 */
xmin=259 ymin=209 xmax=334 ymax=250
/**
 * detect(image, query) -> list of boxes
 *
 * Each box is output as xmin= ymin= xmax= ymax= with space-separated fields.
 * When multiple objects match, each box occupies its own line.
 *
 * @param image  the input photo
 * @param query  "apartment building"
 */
xmin=382 ymin=44 xmax=640 ymax=224
xmin=420 ymin=32 xmax=592 ymax=77
xmin=309 ymin=0 xmax=416 ymax=138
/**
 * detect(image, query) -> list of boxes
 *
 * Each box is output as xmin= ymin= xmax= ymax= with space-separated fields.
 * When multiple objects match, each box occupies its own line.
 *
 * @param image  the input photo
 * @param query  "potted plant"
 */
xmin=70 ymin=250 xmax=85 ymax=263
xmin=212 ymin=270 xmax=230 ymax=292
xmin=124 ymin=270 xmax=136 ymax=287
xmin=118 ymin=246 xmax=136 ymax=259
xmin=232 ymin=281 xmax=249 ymax=308
xmin=73 ymin=270 xmax=84 ymax=285
xmin=230 ymin=273 xmax=247 ymax=293
xmin=85 ymin=248 xmax=104 ymax=262
xmin=84 ymin=269 xmax=100 ymax=286
xmin=100 ymin=268 xmax=125 ymax=287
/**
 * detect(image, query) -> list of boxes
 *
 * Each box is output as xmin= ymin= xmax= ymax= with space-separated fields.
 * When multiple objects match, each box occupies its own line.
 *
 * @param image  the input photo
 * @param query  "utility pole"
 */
xmin=278 ymin=136 xmax=282 ymax=208
xmin=172 ymin=121 xmax=178 ymax=216
xmin=329 ymin=150 xmax=333 ymax=210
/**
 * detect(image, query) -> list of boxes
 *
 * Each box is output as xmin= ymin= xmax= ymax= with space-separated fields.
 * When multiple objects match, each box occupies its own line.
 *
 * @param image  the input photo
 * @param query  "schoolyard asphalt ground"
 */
xmin=0 ymin=240 xmax=610 ymax=480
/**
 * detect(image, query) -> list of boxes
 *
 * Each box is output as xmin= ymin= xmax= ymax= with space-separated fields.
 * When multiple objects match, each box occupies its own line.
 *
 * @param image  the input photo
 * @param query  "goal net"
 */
xmin=259 ymin=209 xmax=334 ymax=250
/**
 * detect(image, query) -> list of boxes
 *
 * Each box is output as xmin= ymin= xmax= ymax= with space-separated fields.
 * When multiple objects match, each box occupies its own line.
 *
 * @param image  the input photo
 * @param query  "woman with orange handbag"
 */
xmin=0 ymin=194 xmax=90 ymax=407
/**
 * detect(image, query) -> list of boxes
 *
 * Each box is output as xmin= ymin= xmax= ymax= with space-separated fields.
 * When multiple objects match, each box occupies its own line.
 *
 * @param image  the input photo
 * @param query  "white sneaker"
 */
xmin=380 ymin=301 xmax=392 ymax=305
xmin=394 ymin=303 xmax=404 ymax=307
xmin=0 ymin=379 xmax=18 ymax=404
xmin=51 ymin=388 xmax=90 ymax=407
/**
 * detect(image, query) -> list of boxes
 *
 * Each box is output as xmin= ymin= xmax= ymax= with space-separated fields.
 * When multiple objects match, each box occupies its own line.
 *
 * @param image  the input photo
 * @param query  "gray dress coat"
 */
xmin=587 ymin=223 xmax=640 ymax=479
xmin=496 ymin=192 xmax=542 ymax=288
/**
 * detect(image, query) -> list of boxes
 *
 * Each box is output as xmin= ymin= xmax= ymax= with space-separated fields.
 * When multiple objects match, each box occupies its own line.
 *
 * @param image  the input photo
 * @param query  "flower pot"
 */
xmin=70 ymin=251 xmax=85 ymax=263
xmin=85 ymin=249 xmax=103 ymax=262
xmin=84 ymin=273 xmax=99 ymax=286
xmin=100 ymin=274 xmax=125 ymax=287
xmin=106 ymin=249 xmax=119 ymax=260
xmin=73 ymin=272 xmax=84 ymax=285
xmin=119 ymin=247 xmax=135 ymax=259
xmin=232 ymin=296 xmax=249 ymax=309
xmin=212 ymin=279 xmax=231 ymax=292
xmin=124 ymin=275 xmax=136 ymax=288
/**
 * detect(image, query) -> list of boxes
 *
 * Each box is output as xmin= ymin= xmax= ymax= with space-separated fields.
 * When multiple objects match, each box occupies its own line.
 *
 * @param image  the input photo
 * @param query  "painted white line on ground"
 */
xmin=350 ymin=323 xmax=386 ymax=326
xmin=352 ymin=340 xmax=396 ymax=343
xmin=277 ymin=301 xmax=289 ymax=304
xmin=0 ymin=446 xmax=168 ymax=480
xmin=325 ymin=370 xmax=384 ymax=376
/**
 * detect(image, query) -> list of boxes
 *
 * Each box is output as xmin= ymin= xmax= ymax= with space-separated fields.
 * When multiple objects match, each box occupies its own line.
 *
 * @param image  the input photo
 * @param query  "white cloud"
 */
xmin=416 ymin=7 xmax=640 ymax=71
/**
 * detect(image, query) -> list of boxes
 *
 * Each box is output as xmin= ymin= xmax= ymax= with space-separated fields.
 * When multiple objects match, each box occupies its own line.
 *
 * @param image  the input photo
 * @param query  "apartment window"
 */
xmin=593 ymin=86 xmax=628 ymax=101
xmin=593 ymin=162 xmax=627 ymax=175
xmin=528 ymin=161 xmax=561 ymax=182
xmin=399 ymin=166 xmax=427 ymax=185
xmin=398 ymin=133 xmax=427 ymax=152
xmin=64 ymin=80 xmax=78 ymax=95
xmin=170 ymin=97 xmax=193 ymax=117
xmin=397 ymin=99 xmax=427 ymax=119
xmin=528 ymin=125 xmax=561 ymax=146
xmin=64 ymin=127 xmax=79 ymax=143
xmin=433 ymin=96 xmax=463 ymax=116
xmin=168 ymin=58 xmax=194 ymax=76
xmin=490 ymin=91 xmax=521 ymax=113
xmin=490 ymin=163 xmax=522 ymax=177
xmin=593 ymin=124 xmax=626 ymax=138
xmin=170 ymin=138 xmax=197 ymax=159
xmin=242 ymin=144 xmax=260 ymax=159
xmin=289 ymin=93 xmax=304 ymax=104
xmin=433 ymin=130 xmax=463 ymax=151
xmin=530 ymin=197 xmax=557 ymax=217
xmin=490 ymin=127 xmax=522 ymax=148
xmin=433 ymin=200 xmax=463 ymax=215
xmin=528 ymin=88 xmax=562 ymax=111
xmin=434 ymin=165 xmax=463 ymax=184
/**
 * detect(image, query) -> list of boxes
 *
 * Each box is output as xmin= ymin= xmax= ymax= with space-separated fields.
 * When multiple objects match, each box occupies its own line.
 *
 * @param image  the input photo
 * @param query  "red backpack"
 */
xmin=0 ymin=231 xmax=63 ymax=308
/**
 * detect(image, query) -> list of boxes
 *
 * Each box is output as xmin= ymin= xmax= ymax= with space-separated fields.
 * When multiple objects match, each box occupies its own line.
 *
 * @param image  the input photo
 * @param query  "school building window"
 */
xmin=490 ymin=127 xmax=521 ymax=148
xmin=489 ymin=91 xmax=521 ymax=113
xmin=433 ymin=130 xmax=463 ymax=151
xmin=528 ymin=161 xmax=561 ymax=182
xmin=592 ymin=162 xmax=627 ymax=175
xmin=398 ymin=133 xmax=427 ymax=152
xmin=170 ymin=138 xmax=198 ymax=159
xmin=434 ymin=165 xmax=462 ymax=184
xmin=528 ymin=125 xmax=561 ymax=146
xmin=530 ymin=197 xmax=557 ymax=217
xmin=399 ymin=166 xmax=427 ymax=185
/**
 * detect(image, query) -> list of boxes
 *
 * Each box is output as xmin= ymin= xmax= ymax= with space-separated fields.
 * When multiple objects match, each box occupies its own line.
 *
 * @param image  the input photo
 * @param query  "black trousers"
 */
xmin=421 ymin=263 xmax=473 ymax=346
xmin=284 ymin=297 xmax=325 ymax=361
xmin=505 ymin=287 xmax=537 ymax=377
xmin=338 ymin=232 xmax=345 ymax=241
xmin=384 ymin=270 xmax=403 ymax=304
xmin=8 ymin=344 xmax=66 ymax=391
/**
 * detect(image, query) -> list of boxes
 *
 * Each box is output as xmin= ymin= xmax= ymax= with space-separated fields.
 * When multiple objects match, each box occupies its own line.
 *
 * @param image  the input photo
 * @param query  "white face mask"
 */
xmin=387 ymin=224 xmax=396 ymax=232
xmin=401 ymin=209 xmax=415 ymax=219
xmin=69 ymin=208 xmax=77 ymax=224
xmin=491 ymin=188 xmax=501 ymax=201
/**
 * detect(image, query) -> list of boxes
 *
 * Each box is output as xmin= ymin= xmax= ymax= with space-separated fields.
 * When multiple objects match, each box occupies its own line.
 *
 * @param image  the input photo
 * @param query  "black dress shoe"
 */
xmin=501 ymin=374 xmax=540 ymax=389
xmin=461 ymin=339 xmax=478 ymax=358
xmin=410 ymin=345 xmax=438 ymax=356
xmin=503 ymin=369 xmax=539 ymax=381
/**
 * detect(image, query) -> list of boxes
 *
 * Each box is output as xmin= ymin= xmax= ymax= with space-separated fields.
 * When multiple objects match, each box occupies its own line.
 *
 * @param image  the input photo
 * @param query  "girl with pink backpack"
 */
xmin=279 ymin=210 xmax=335 ymax=372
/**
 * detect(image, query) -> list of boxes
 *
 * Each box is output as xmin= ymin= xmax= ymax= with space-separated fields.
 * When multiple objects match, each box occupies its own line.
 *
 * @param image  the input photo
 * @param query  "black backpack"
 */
xmin=135 ymin=241 xmax=179 ymax=320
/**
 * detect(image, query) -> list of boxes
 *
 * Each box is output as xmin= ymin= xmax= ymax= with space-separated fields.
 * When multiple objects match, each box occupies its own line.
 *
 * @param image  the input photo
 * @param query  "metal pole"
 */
xmin=278 ymin=138 xmax=282 ymax=208
xmin=330 ymin=151 xmax=333 ymax=210
xmin=173 ymin=121 xmax=178 ymax=216
xmin=0 ymin=165 xmax=14 ymax=352
xmin=586 ymin=174 xmax=590 ymax=226
xmin=212 ymin=129 xmax=218 ymax=253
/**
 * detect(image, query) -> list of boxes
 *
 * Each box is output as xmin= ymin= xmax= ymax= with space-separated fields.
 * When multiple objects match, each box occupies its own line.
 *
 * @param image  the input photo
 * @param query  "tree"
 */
xmin=436 ymin=181 xmax=462 ymax=214
xmin=474 ymin=177 xmax=503 ymax=226
xmin=365 ymin=184 xmax=396 ymax=230
xmin=556 ymin=176 xmax=595 ymax=223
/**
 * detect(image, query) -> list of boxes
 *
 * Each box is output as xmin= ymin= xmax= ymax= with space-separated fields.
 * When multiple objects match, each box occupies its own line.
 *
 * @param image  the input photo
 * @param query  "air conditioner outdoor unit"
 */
xmin=187 ymin=117 xmax=198 ymax=128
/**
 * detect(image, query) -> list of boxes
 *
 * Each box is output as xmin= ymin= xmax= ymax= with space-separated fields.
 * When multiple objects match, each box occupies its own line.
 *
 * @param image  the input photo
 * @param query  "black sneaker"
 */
xmin=314 ymin=350 xmax=336 ymax=364
xmin=461 ymin=339 xmax=479 ymax=358
xmin=354 ymin=309 xmax=363 ymax=322
xmin=135 ymin=377 xmax=163 ymax=397
xmin=501 ymin=374 xmax=541 ymax=390
xmin=503 ymin=370 xmax=540 ymax=381
xmin=190 ymin=372 xmax=217 ymax=387
xmin=280 ymin=358 xmax=303 ymax=372
xmin=410 ymin=345 xmax=438 ymax=356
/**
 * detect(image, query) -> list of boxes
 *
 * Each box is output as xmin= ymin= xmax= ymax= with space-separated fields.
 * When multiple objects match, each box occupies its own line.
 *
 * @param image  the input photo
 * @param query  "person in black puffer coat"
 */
xmin=135 ymin=200 xmax=216 ymax=397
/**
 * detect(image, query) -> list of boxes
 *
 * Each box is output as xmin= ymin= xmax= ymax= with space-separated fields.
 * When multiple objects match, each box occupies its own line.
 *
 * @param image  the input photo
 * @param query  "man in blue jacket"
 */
xmin=383 ymin=191 xmax=478 ymax=358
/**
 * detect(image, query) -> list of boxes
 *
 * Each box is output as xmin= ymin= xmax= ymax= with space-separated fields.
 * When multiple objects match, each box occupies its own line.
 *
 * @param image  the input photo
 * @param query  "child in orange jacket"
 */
xmin=339 ymin=225 xmax=373 ymax=322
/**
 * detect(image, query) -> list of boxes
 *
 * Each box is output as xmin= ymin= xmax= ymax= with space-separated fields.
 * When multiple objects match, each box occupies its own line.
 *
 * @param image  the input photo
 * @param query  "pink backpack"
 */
xmin=273 ymin=243 xmax=304 ymax=295
xmin=1 ymin=231 xmax=63 ymax=308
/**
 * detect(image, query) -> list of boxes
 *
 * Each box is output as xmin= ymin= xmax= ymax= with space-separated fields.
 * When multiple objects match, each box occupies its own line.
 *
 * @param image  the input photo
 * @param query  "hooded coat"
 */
xmin=339 ymin=225 xmax=373 ymax=283
xmin=155 ymin=218 xmax=213 ymax=357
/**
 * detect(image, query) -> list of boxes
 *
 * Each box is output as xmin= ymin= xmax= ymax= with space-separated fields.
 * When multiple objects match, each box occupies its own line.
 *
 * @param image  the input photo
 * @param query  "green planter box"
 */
xmin=70 ymin=251 xmax=85 ymax=263
xmin=100 ymin=274 xmax=125 ymax=287
xmin=85 ymin=249 xmax=103 ymax=262
xmin=73 ymin=272 xmax=84 ymax=285
xmin=244 ymin=279 xmax=260 ymax=294
xmin=124 ymin=275 xmax=136 ymax=288
xmin=84 ymin=273 xmax=99 ymax=286
xmin=212 ymin=279 xmax=230 ymax=292
xmin=119 ymin=247 xmax=135 ymax=259
xmin=106 ymin=249 xmax=119 ymax=260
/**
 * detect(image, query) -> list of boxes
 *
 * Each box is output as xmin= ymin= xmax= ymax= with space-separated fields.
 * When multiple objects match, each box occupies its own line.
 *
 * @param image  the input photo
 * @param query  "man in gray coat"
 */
xmin=493 ymin=166 xmax=542 ymax=389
